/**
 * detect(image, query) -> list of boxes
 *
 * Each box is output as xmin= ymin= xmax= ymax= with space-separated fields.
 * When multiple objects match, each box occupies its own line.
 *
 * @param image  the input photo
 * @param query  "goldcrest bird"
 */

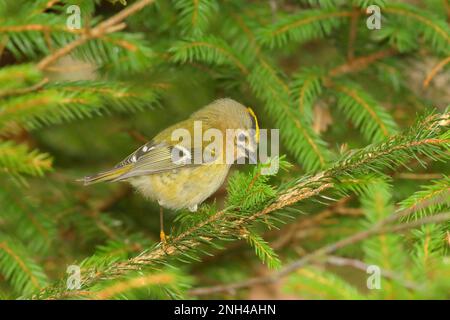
xmin=81 ymin=98 xmax=259 ymax=242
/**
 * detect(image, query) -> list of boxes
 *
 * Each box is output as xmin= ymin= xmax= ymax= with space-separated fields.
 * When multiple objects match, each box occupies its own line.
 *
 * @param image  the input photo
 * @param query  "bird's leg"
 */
xmin=159 ymin=206 xmax=167 ymax=244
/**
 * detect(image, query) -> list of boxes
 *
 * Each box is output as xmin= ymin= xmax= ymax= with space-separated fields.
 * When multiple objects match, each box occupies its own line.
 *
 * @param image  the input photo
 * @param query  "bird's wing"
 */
xmin=111 ymin=140 xmax=200 ymax=181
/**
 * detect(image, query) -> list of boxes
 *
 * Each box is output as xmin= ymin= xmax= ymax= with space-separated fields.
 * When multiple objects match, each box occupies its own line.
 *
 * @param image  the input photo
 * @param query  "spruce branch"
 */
xmin=244 ymin=230 xmax=281 ymax=269
xmin=0 ymin=236 xmax=49 ymax=296
xmin=346 ymin=7 xmax=360 ymax=62
xmin=189 ymin=211 xmax=450 ymax=296
xmin=0 ymin=185 xmax=57 ymax=253
xmin=0 ymin=141 xmax=52 ymax=179
xmin=174 ymin=0 xmax=219 ymax=36
xmin=330 ymin=81 xmax=398 ymax=142
xmin=290 ymin=66 xmax=325 ymax=119
xmin=257 ymin=9 xmax=353 ymax=48
xmin=36 ymin=0 xmax=157 ymax=70
xmin=169 ymin=37 xmax=249 ymax=74
xmin=33 ymin=110 xmax=449 ymax=299
xmin=0 ymin=80 xmax=160 ymax=133
xmin=0 ymin=63 xmax=49 ymax=99
xmin=89 ymin=269 xmax=189 ymax=300
xmin=284 ymin=266 xmax=367 ymax=300
xmin=384 ymin=4 xmax=450 ymax=54
xmin=0 ymin=78 xmax=49 ymax=99
xmin=398 ymin=176 xmax=450 ymax=222
xmin=1 ymin=0 xmax=449 ymax=301
xmin=247 ymin=61 xmax=331 ymax=170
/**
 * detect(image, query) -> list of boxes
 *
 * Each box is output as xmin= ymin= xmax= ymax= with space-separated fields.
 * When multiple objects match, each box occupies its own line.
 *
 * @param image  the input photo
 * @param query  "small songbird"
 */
xmin=81 ymin=98 xmax=259 ymax=242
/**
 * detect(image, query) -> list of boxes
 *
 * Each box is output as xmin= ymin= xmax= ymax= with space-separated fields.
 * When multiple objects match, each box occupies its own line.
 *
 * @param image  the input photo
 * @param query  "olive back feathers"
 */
xmin=81 ymin=98 xmax=258 ymax=185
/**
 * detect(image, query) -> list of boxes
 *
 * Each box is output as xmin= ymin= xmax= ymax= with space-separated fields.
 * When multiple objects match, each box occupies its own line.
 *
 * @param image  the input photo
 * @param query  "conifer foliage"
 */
xmin=0 ymin=0 xmax=449 ymax=300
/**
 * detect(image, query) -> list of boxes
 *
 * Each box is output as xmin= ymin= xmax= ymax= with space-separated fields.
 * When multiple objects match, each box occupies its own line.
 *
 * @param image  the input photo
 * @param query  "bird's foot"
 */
xmin=160 ymin=230 xmax=171 ymax=252
xmin=160 ymin=230 xmax=167 ymax=243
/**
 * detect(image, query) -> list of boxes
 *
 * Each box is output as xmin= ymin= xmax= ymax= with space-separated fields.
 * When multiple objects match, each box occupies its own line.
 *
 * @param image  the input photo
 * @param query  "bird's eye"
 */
xmin=238 ymin=133 xmax=247 ymax=142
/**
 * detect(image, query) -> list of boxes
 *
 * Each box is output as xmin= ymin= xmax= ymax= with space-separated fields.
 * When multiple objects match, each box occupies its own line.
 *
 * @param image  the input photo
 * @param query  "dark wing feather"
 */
xmin=112 ymin=141 xmax=197 ymax=181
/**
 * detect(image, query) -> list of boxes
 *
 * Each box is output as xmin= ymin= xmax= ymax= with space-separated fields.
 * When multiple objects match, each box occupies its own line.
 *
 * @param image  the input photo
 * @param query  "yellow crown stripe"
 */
xmin=247 ymin=107 xmax=260 ymax=143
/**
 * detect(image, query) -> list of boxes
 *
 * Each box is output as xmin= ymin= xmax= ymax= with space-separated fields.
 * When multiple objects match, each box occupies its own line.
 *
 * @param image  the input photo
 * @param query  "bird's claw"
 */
xmin=160 ymin=230 xmax=170 ymax=252
xmin=160 ymin=230 xmax=167 ymax=243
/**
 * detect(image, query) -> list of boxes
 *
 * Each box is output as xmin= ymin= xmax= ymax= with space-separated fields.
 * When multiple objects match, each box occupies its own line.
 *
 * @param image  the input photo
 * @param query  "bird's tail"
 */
xmin=79 ymin=165 xmax=132 ymax=185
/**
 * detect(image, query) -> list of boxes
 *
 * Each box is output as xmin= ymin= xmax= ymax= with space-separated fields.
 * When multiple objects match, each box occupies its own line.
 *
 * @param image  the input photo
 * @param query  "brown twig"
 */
xmin=36 ymin=0 xmax=156 ymax=70
xmin=445 ymin=0 xmax=450 ymax=22
xmin=396 ymin=172 xmax=443 ymax=180
xmin=347 ymin=8 xmax=360 ymax=62
xmin=324 ymin=256 xmax=420 ymax=290
xmin=329 ymin=48 xmax=397 ymax=78
xmin=423 ymin=56 xmax=450 ymax=88
xmin=0 ymin=78 xmax=49 ymax=99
